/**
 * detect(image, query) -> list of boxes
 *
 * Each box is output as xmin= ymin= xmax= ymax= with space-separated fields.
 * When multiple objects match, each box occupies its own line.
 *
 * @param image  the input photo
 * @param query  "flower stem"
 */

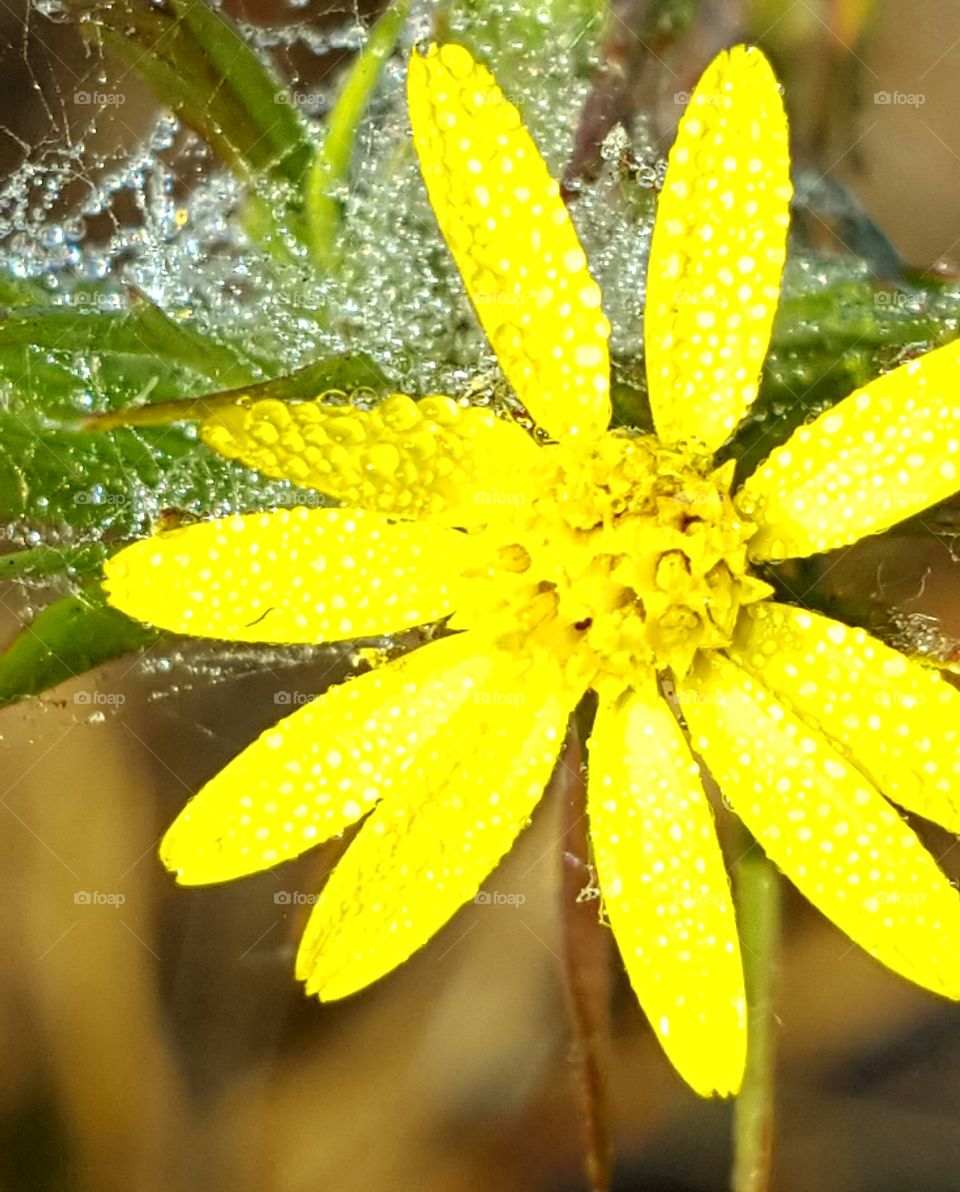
xmin=558 ymin=721 xmax=613 ymax=1192
xmin=731 ymin=828 xmax=781 ymax=1192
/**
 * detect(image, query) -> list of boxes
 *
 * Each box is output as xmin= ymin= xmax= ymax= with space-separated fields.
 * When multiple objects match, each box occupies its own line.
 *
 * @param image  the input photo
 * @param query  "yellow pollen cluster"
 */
xmin=451 ymin=431 xmax=771 ymax=688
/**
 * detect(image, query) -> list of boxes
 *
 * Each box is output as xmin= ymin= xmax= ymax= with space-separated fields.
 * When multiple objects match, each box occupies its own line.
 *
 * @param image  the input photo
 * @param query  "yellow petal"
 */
xmin=731 ymin=603 xmax=960 ymax=832
xmin=296 ymin=647 xmax=579 ymax=999
xmin=104 ymin=506 xmax=467 ymax=643
xmin=407 ymin=43 xmax=611 ymax=443
xmin=681 ymin=652 xmax=960 ymax=998
xmin=161 ymin=633 xmax=494 ymax=884
xmin=202 ymin=393 xmax=540 ymax=527
xmin=645 ymin=45 xmax=791 ymax=453
xmin=739 ymin=338 xmax=960 ymax=561
xmin=587 ymin=685 xmax=746 ymax=1097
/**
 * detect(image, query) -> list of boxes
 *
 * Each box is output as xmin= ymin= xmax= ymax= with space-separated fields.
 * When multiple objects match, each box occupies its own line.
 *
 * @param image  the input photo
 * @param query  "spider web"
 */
xmin=0 ymin=0 xmax=657 ymax=729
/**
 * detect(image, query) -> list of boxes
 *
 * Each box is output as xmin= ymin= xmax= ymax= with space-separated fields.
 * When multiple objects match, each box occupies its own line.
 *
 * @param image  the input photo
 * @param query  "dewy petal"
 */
xmin=681 ymin=652 xmax=960 ymax=998
xmin=407 ymin=43 xmax=611 ymax=443
xmin=731 ymin=603 xmax=960 ymax=832
xmin=161 ymin=633 xmax=494 ymax=884
xmin=645 ymin=46 xmax=791 ymax=453
xmin=104 ymin=506 xmax=468 ymax=643
xmin=201 ymin=393 xmax=540 ymax=528
xmin=587 ymin=685 xmax=746 ymax=1097
xmin=739 ymin=338 xmax=960 ymax=561
xmin=296 ymin=647 xmax=580 ymax=999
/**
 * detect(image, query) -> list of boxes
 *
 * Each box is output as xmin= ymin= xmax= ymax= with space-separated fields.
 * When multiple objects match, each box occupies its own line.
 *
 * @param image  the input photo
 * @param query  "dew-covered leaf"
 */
xmin=306 ymin=0 xmax=410 ymax=268
xmin=0 ymin=413 xmax=303 ymax=533
xmin=726 ymin=266 xmax=960 ymax=479
xmin=0 ymin=543 xmax=107 ymax=582
xmin=0 ymin=305 xmax=261 ymax=394
xmin=71 ymin=0 xmax=312 ymax=188
xmin=83 ymin=354 xmax=390 ymax=431
xmin=0 ymin=584 xmax=159 ymax=708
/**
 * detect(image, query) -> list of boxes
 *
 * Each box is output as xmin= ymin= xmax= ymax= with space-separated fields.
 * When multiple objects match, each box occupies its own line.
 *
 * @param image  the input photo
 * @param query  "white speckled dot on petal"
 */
xmin=407 ymin=44 xmax=611 ymax=442
xmin=103 ymin=506 xmax=470 ymax=643
xmin=730 ymin=603 xmax=960 ymax=831
xmin=681 ymin=652 xmax=960 ymax=997
xmin=645 ymin=46 xmax=791 ymax=453
xmin=587 ymin=686 xmax=746 ymax=1097
xmin=160 ymin=633 xmax=495 ymax=884
xmin=740 ymin=337 xmax=960 ymax=560
xmin=295 ymin=647 xmax=580 ymax=999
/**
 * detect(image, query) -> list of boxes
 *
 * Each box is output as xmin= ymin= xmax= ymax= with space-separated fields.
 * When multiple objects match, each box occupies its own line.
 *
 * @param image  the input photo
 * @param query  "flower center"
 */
xmin=452 ymin=430 xmax=771 ymax=695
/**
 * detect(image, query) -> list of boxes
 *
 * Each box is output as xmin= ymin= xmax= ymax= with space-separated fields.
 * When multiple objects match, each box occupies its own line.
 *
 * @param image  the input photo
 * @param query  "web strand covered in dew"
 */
xmin=0 ymin=0 xmax=664 ymax=731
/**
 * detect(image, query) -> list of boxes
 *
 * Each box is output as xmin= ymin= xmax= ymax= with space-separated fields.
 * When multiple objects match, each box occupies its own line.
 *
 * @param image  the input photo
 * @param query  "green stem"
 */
xmin=731 ymin=829 xmax=782 ymax=1192
xmin=558 ymin=714 xmax=613 ymax=1192
xmin=306 ymin=0 xmax=410 ymax=269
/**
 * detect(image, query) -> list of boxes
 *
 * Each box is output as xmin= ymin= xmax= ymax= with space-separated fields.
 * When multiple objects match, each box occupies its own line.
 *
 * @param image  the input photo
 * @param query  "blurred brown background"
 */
xmin=3 ymin=2 xmax=960 ymax=1190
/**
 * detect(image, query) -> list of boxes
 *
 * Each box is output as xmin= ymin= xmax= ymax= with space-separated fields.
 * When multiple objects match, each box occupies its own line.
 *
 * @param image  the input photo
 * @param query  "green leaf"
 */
xmin=82 ymin=353 xmax=391 ymax=430
xmin=0 ymin=304 xmax=261 ymax=394
xmin=0 ymin=585 xmax=159 ymax=708
xmin=0 ymin=277 xmax=56 ymax=308
xmin=0 ymin=413 xmax=298 ymax=532
xmin=0 ymin=543 xmax=108 ymax=582
xmin=442 ymin=0 xmax=605 ymax=95
xmin=306 ymin=0 xmax=410 ymax=268
xmin=0 ymin=348 xmax=388 ymax=531
xmin=726 ymin=269 xmax=960 ymax=479
xmin=172 ymin=0 xmax=312 ymax=186
xmin=72 ymin=0 xmax=311 ymax=184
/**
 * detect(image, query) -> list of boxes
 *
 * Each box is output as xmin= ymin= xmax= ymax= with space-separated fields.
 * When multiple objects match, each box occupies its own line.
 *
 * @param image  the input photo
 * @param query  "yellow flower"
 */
xmin=103 ymin=42 xmax=960 ymax=1098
